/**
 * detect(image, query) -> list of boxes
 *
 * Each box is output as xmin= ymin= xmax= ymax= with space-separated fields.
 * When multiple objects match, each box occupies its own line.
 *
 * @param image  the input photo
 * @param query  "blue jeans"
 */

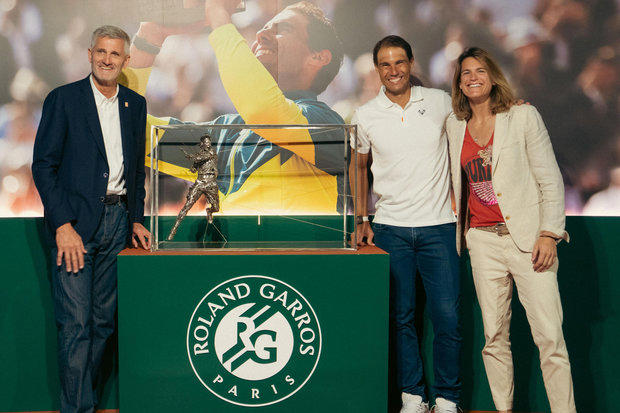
xmin=51 ymin=202 xmax=128 ymax=413
xmin=373 ymin=222 xmax=461 ymax=403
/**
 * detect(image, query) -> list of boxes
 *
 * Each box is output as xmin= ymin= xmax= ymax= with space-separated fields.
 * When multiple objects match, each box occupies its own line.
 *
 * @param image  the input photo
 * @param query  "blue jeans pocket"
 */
xmin=372 ymin=222 xmax=386 ymax=231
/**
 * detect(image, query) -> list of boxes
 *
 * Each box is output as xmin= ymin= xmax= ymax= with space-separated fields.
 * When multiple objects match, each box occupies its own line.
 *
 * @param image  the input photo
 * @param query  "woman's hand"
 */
xmin=531 ymin=236 xmax=557 ymax=272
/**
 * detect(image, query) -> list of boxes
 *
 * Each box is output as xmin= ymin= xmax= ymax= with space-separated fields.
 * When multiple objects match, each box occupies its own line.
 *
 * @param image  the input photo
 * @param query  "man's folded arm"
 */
xmin=32 ymin=90 xmax=76 ymax=230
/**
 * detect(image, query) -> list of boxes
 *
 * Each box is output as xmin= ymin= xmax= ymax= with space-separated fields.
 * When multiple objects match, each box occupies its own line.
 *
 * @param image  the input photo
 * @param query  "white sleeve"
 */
xmin=350 ymin=110 xmax=371 ymax=154
xmin=523 ymin=105 xmax=566 ymax=236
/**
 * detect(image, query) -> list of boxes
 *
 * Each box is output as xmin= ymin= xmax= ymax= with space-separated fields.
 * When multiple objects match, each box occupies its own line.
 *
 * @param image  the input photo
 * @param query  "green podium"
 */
xmin=117 ymin=247 xmax=389 ymax=412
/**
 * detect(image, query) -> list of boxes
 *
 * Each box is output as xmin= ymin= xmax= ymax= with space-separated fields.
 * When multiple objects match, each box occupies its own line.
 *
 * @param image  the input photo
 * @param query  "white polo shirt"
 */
xmin=90 ymin=75 xmax=126 ymax=195
xmin=351 ymin=86 xmax=455 ymax=227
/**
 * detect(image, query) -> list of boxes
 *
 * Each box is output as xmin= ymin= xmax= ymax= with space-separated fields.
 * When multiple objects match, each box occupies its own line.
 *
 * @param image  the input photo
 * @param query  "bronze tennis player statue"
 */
xmin=167 ymin=134 xmax=219 ymax=241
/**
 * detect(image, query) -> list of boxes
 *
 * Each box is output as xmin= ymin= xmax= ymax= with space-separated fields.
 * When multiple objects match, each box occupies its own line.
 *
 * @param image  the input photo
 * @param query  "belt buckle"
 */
xmin=493 ymin=223 xmax=506 ymax=236
xmin=103 ymin=194 xmax=124 ymax=205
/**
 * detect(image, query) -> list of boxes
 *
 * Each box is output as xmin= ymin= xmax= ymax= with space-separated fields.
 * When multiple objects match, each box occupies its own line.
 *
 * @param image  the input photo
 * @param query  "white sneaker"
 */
xmin=431 ymin=397 xmax=460 ymax=413
xmin=400 ymin=392 xmax=430 ymax=413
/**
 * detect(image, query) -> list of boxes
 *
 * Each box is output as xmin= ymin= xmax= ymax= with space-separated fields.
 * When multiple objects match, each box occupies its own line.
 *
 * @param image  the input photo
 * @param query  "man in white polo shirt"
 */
xmin=350 ymin=35 xmax=460 ymax=413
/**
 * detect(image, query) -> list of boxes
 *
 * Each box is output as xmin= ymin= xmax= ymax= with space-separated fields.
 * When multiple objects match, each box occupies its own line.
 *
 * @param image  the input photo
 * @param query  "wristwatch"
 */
xmin=132 ymin=35 xmax=161 ymax=55
xmin=356 ymin=216 xmax=369 ymax=225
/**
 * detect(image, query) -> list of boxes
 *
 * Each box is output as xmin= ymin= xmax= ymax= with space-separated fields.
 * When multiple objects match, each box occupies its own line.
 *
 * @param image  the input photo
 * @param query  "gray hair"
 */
xmin=90 ymin=25 xmax=130 ymax=54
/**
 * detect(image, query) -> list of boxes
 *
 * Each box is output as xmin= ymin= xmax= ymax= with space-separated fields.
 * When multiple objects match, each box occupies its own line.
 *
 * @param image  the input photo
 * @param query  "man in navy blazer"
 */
xmin=32 ymin=25 xmax=151 ymax=413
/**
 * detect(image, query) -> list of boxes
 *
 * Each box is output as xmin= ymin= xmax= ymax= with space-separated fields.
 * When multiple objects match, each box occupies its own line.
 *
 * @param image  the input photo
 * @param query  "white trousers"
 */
xmin=466 ymin=228 xmax=576 ymax=413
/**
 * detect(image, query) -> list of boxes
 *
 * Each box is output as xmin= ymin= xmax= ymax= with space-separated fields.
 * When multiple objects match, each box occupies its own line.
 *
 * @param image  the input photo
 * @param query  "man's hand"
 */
xmin=531 ymin=236 xmax=557 ymax=272
xmin=182 ymin=148 xmax=196 ymax=161
xmin=134 ymin=20 xmax=205 ymax=50
xmin=56 ymin=223 xmax=87 ymax=273
xmin=351 ymin=222 xmax=375 ymax=247
xmin=513 ymin=99 xmax=531 ymax=106
xmin=204 ymin=0 xmax=241 ymax=28
xmin=129 ymin=20 xmax=205 ymax=69
xmin=132 ymin=223 xmax=152 ymax=250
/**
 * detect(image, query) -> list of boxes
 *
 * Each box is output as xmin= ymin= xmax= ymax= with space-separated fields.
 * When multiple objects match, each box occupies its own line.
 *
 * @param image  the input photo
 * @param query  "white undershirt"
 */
xmin=352 ymin=86 xmax=456 ymax=227
xmin=90 ymin=75 xmax=125 ymax=195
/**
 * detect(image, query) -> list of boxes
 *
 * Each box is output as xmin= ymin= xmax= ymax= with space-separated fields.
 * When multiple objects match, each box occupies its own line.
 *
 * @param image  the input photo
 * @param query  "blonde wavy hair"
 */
xmin=451 ymin=47 xmax=514 ymax=121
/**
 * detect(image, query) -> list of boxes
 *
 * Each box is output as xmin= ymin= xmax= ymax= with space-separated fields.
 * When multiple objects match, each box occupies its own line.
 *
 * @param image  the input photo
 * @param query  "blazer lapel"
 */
xmin=80 ymin=76 xmax=107 ymax=160
xmin=118 ymin=87 xmax=132 ymax=176
xmin=491 ymin=111 xmax=508 ymax=175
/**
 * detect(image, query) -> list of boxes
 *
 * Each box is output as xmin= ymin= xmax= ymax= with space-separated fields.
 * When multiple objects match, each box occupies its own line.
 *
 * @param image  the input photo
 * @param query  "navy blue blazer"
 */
xmin=32 ymin=75 xmax=147 ymax=244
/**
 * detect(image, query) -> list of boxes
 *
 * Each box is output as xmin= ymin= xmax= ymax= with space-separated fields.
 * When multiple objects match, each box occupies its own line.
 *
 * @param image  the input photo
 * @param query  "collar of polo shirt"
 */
xmin=376 ymin=85 xmax=424 ymax=108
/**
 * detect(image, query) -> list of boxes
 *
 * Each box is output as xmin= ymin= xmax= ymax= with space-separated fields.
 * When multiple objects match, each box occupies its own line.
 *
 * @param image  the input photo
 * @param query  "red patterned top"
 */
xmin=460 ymin=127 xmax=504 ymax=227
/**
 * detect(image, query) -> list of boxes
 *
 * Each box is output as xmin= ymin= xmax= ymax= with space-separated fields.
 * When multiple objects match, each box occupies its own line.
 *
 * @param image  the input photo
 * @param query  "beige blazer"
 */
xmin=446 ymin=105 xmax=567 ymax=254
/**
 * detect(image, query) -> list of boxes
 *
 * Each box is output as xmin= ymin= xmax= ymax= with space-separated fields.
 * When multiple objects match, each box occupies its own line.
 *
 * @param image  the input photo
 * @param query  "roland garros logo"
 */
xmin=186 ymin=275 xmax=322 ymax=407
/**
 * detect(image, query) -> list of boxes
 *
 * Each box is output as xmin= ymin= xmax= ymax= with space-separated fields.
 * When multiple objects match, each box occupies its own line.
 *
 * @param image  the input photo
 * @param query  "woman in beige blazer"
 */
xmin=446 ymin=47 xmax=576 ymax=413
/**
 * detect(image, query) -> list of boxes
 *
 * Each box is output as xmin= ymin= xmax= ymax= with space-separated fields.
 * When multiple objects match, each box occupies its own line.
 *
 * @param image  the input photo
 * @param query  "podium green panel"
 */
xmin=117 ymin=248 xmax=389 ymax=412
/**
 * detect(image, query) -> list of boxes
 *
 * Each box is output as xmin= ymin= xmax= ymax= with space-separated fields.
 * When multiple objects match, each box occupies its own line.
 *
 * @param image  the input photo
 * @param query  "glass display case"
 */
xmin=148 ymin=123 xmax=358 ymax=250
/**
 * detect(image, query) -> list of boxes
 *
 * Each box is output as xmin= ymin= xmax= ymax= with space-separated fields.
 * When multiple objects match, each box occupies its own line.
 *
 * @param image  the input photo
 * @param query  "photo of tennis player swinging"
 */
xmin=167 ymin=134 xmax=220 ymax=241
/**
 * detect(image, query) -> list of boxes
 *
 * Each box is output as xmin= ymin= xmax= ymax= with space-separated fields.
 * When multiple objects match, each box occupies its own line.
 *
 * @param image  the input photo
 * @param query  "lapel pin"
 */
xmin=124 ymin=101 xmax=128 ymax=108
xmin=418 ymin=109 xmax=426 ymax=115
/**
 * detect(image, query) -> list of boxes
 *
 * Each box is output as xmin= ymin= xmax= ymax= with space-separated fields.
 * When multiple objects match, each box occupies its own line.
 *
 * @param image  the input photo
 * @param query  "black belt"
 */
xmin=101 ymin=194 xmax=127 ymax=205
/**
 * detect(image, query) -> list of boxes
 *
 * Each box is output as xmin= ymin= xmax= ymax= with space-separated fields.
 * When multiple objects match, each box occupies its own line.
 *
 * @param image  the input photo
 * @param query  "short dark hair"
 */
xmin=372 ymin=35 xmax=414 ymax=65
xmin=286 ymin=1 xmax=344 ymax=94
